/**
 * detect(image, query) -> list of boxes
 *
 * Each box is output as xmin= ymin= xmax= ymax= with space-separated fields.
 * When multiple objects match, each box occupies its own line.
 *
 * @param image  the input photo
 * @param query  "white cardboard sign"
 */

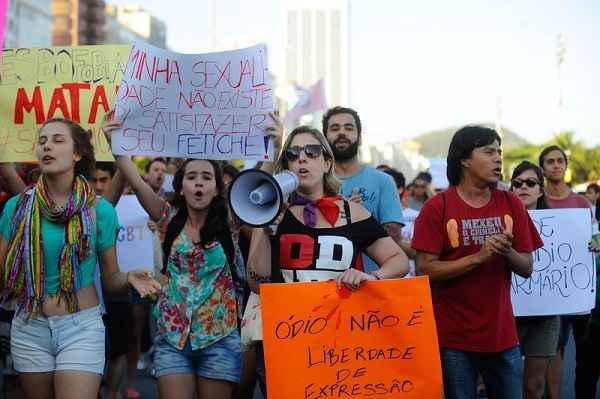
xmin=511 ymin=208 xmax=596 ymax=316
xmin=113 ymin=42 xmax=274 ymax=161
xmin=115 ymin=195 xmax=154 ymax=272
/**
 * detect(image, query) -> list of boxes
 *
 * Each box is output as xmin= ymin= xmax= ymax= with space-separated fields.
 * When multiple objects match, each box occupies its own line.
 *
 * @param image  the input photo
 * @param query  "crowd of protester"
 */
xmin=0 ymin=105 xmax=599 ymax=399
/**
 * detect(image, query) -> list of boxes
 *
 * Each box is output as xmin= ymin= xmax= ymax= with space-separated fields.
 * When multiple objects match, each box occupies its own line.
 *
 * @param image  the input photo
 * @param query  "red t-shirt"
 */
xmin=546 ymin=191 xmax=591 ymax=210
xmin=412 ymin=186 xmax=543 ymax=352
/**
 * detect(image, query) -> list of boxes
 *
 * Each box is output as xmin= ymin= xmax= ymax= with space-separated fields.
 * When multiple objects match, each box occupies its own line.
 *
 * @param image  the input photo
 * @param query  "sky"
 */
xmin=107 ymin=0 xmax=600 ymax=146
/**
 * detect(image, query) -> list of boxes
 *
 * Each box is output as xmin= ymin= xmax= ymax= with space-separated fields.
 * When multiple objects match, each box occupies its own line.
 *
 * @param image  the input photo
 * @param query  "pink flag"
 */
xmin=283 ymin=79 xmax=328 ymax=127
xmin=0 ymin=0 xmax=7 ymax=50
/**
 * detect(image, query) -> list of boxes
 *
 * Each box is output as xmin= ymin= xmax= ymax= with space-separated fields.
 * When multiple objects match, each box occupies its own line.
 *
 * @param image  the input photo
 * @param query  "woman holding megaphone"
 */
xmin=102 ymin=112 xmax=245 ymax=399
xmin=247 ymin=125 xmax=409 ymax=292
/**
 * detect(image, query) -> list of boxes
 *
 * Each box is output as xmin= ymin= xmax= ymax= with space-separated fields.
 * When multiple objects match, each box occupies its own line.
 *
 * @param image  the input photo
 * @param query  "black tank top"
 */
xmin=271 ymin=200 xmax=388 ymax=283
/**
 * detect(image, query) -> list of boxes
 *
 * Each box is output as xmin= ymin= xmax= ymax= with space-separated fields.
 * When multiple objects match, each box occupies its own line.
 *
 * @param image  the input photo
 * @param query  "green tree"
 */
xmin=503 ymin=131 xmax=600 ymax=184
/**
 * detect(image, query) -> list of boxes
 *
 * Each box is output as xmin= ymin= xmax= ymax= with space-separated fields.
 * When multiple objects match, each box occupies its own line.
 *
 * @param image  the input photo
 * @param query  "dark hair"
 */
xmin=161 ymin=159 xmax=237 ymax=280
xmin=383 ymin=168 xmax=405 ymax=190
xmin=446 ymin=126 xmax=502 ymax=186
xmin=587 ymin=183 xmax=600 ymax=194
xmin=145 ymin=157 xmax=167 ymax=174
xmin=95 ymin=161 xmax=116 ymax=177
xmin=322 ymin=106 xmax=362 ymax=137
xmin=41 ymin=118 xmax=96 ymax=179
xmin=538 ymin=145 xmax=568 ymax=168
xmin=222 ymin=163 xmax=240 ymax=181
xmin=376 ymin=164 xmax=392 ymax=171
xmin=411 ymin=176 xmax=430 ymax=200
xmin=416 ymin=171 xmax=432 ymax=184
xmin=510 ymin=160 xmax=549 ymax=209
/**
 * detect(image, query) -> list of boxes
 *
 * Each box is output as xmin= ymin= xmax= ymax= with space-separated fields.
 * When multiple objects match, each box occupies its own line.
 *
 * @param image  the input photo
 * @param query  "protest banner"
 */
xmin=512 ymin=208 xmax=596 ymax=316
xmin=261 ymin=277 xmax=443 ymax=399
xmin=115 ymin=195 xmax=154 ymax=272
xmin=0 ymin=44 xmax=131 ymax=162
xmin=112 ymin=42 xmax=274 ymax=161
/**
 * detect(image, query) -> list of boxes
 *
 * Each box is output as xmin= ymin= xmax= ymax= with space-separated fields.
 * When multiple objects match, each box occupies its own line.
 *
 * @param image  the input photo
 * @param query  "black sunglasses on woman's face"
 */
xmin=284 ymin=144 xmax=324 ymax=161
xmin=511 ymin=178 xmax=539 ymax=189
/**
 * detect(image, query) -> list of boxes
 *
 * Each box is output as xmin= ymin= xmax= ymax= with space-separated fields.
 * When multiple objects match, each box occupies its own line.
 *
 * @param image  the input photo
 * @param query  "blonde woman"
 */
xmin=248 ymin=125 xmax=408 ymax=291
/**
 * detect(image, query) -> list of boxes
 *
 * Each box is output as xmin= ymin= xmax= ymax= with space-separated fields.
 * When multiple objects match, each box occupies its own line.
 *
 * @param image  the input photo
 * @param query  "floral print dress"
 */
xmin=154 ymin=204 xmax=245 ymax=350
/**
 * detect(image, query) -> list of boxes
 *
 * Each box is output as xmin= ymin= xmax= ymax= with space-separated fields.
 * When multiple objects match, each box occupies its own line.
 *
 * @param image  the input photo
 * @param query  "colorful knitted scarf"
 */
xmin=1 ymin=176 xmax=95 ymax=316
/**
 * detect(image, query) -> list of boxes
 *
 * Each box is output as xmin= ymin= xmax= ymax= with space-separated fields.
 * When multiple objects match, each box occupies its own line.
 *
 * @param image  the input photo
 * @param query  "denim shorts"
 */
xmin=11 ymin=305 xmax=105 ymax=374
xmin=154 ymin=330 xmax=241 ymax=383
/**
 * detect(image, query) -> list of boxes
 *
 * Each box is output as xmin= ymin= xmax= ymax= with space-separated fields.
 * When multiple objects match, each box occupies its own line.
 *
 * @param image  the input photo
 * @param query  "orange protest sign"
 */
xmin=261 ymin=277 xmax=443 ymax=399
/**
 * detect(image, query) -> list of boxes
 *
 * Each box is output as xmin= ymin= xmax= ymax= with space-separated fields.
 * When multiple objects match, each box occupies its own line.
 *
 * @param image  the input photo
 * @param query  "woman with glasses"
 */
xmin=247 ymin=125 xmax=408 ymax=292
xmin=509 ymin=161 xmax=559 ymax=399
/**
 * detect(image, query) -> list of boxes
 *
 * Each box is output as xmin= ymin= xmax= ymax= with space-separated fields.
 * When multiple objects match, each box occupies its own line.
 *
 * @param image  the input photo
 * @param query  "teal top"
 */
xmin=0 ymin=195 xmax=119 ymax=295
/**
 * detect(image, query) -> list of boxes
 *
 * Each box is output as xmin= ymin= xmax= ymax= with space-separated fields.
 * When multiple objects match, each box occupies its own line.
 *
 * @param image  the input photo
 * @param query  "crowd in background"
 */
xmin=0 ymin=106 xmax=599 ymax=399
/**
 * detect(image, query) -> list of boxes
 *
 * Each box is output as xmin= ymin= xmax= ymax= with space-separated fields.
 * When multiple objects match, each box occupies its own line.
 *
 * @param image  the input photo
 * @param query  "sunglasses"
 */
xmin=284 ymin=144 xmax=324 ymax=161
xmin=511 ymin=178 xmax=539 ymax=189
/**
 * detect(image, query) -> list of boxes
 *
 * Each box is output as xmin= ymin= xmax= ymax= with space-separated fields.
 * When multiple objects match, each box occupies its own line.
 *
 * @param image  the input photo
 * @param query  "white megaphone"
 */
xmin=228 ymin=169 xmax=300 ymax=227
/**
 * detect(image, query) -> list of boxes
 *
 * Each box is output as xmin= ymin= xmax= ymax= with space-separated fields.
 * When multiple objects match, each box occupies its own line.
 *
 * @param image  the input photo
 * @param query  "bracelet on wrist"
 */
xmin=369 ymin=271 xmax=382 ymax=280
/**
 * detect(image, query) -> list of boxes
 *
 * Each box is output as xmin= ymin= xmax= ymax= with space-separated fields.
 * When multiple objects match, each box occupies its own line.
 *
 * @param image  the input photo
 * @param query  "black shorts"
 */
xmin=103 ymin=301 xmax=132 ymax=358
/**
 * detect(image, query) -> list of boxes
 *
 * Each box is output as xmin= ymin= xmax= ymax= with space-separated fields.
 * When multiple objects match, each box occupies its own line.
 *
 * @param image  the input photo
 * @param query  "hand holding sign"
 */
xmin=335 ymin=268 xmax=376 ymax=291
xmin=588 ymin=236 xmax=600 ymax=253
xmin=101 ymin=109 xmax=121 ymax=144
xmin=265 ymin=111 xmax=283 ymax=153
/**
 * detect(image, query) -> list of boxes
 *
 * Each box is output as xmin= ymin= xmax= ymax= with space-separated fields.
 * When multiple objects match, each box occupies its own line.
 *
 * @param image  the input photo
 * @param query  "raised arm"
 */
xmin=102 ymin=170 xmax=126 ymax=206
xmin=102 ymin=111 xmax=166 ymax=221
xmin=0 ymin=163 xmax=26 ymax=194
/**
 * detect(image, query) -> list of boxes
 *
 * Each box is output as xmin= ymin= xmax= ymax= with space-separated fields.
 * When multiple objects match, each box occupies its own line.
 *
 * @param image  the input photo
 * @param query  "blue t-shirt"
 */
xmin=0 ymin=195 xmax=119 ymax=296
xmin=337 ymin=165 xmax=404 ymax=271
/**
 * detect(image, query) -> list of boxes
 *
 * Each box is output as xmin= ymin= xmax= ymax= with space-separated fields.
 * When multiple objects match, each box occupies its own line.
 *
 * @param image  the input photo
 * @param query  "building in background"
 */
xmin=284 ymin=0 xmax=350 ymax=108
xmin=52 ymin=0 xmax=106 ymax=46
xmin=4 ymin=0 xmax=54 ymax=47
xmin=105 ymin=4 xmax=166 ymax=48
